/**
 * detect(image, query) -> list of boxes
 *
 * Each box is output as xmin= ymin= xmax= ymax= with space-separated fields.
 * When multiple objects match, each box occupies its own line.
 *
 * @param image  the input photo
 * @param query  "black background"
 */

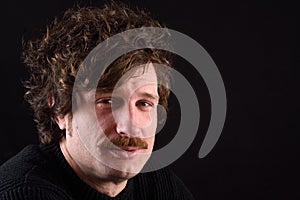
xmin=0 ymin=0 xmax=299 ymax=199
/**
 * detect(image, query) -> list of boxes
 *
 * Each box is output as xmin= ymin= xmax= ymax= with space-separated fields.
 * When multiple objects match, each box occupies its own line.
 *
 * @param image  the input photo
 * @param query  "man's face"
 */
xmin=68 ymin=63 xmax=158 ymax=180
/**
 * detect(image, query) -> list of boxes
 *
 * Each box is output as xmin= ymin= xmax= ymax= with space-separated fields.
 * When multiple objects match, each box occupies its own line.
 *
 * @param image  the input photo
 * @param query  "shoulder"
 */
xmin=136 ymin=167 xmax=195 ymax=200
xmin=0 ymin=145 xmax=42 ymax=183
xmin=0 ymin=145 xmax=69 ymax=200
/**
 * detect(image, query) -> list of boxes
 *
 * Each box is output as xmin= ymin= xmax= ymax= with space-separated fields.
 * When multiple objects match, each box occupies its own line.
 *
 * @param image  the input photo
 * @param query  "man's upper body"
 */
xmin=0 ymin=142 xmax=194 ymax=200
xmin=0 ymin=1 xmax=195 ymax=199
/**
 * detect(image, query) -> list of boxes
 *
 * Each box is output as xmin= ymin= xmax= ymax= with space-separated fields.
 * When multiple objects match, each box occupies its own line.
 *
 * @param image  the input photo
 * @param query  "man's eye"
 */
xmin=136 ymin=101 xmax=154 ymax=111
xmin=96 ymin=98 xmax=112 ymax=104
xmin=96 ymin=97 xmax=123 ymax=109
xmin=102 ymin=99 xmax=112 ymax=104
xmin=138 ymin=102 xmax=151 ymax=107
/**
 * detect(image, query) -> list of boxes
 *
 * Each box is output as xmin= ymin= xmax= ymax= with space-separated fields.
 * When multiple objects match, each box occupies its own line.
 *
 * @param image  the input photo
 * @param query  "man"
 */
xmin=0 ymin=1 xmax=194 ymax=199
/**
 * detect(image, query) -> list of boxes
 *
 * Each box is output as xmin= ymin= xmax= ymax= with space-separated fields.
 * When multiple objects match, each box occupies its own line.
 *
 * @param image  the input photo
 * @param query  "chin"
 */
xmin=106 ymin=166 xmax=139 ymax=181
xmin=98 ymin=148 xmax=151 ymax=172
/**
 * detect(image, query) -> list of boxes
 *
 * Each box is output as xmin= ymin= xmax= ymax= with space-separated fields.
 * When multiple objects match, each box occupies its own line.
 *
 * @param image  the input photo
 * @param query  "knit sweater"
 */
xmin=0 ymin=142 xmax=194 ymax=200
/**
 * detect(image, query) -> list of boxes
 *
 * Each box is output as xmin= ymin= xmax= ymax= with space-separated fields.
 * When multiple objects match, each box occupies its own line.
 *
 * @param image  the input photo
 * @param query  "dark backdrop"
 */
xmin=0 ymin=0 xmax=299 ymax=199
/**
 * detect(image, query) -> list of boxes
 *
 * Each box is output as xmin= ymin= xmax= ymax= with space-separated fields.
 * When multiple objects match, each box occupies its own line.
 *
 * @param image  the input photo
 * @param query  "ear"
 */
xmin=55 ymin=115 xmax=67 ymax=130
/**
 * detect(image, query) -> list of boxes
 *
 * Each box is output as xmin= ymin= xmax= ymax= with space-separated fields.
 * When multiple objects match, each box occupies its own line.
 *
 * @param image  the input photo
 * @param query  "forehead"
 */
xmin=112 ymin=63 xmax=158 ymax=92
xmin=128 ymin=63 xmax=157 ymax=83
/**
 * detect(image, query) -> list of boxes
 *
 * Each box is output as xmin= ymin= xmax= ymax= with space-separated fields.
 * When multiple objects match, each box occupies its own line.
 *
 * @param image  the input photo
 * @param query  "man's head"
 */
xmin=22 ymin=0 xmax=172 ymax=144
xmin=21 ymin=0 xmax=172 ymax=182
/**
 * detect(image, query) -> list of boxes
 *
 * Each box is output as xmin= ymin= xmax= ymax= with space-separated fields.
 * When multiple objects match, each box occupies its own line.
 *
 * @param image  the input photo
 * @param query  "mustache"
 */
xmin=105 ymin=136 xmax=148 ymax=149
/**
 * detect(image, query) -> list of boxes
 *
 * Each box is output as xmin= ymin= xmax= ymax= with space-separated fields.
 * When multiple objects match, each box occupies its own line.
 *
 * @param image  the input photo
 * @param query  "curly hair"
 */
xmin=21 ymin=0 xmax=173 ymax=144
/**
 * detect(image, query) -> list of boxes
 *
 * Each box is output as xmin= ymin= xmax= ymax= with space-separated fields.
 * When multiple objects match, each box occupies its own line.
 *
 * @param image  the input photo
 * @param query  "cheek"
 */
xmin=140 ymin=114 xmax=157 ymax=140
xmin=96 ymin=111 xmax=115 ymax=132
xmin=133 ymin=113 xmax=151 ymax=128
xmin=133 ymin=108 xmax=158 ymax=129
xmin=145 ymin=136 xmax=155 ymax=152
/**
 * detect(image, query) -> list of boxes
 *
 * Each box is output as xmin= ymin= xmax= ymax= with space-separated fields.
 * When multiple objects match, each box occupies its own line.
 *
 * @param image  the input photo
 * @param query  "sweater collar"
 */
xmin=40 ymin=141 xmax=134 ymax=200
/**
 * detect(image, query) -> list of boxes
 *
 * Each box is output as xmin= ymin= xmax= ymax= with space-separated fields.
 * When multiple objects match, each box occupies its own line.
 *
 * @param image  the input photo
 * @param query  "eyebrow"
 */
xmin=139 ymin=92 xmax=159 ymax=101
xmin=96 ymin=88 xmax=113 ymax=93
xmin=96 ymin=88 xmax=159 ymax=101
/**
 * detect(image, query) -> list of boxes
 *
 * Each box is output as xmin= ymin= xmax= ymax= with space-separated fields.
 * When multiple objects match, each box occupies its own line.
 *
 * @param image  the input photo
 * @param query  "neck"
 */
xmin=59 ymin=138 xmax=127 ymax=197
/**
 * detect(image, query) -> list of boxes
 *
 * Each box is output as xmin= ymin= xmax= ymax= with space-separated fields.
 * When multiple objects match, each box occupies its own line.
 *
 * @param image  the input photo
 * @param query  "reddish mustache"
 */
xmin=107 ymin=136 xmax=148 ymax=149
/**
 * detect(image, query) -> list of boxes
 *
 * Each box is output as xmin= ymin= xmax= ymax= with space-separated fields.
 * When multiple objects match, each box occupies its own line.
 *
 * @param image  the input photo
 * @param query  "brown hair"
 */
xmin=21 ymin=0 xmax=172 ymax=144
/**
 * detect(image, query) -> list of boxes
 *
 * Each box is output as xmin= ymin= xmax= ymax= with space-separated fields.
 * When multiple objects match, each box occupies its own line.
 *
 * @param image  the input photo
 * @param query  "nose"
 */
xmin=113 ymin=104 xmax=141 ymax=137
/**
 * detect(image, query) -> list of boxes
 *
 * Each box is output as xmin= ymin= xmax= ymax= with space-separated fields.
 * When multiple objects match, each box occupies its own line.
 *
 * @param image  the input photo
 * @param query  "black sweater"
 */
xmin=0 ymin=142 xmax=194 ymax=200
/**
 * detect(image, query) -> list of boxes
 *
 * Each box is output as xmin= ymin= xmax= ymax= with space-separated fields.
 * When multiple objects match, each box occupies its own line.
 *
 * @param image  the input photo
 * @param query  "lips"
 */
xmin=117 ymin=146 xmax=145 ymax=151
xmin=107 ymin=145 xmax=144 ymax=159
xmin=102 ymin=136 xmax=149 ymax=159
